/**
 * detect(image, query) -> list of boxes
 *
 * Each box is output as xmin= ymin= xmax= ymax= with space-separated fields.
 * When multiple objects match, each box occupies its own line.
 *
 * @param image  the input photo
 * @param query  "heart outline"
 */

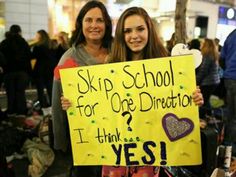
xmin=162 ymin=113 xmax=194 ymax=141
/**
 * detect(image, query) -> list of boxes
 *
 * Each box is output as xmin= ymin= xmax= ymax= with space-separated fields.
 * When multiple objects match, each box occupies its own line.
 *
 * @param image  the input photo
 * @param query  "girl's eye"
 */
xmin=124 ymin=29 xmax=131 ymax=33
xmin=137 ymin=27 xmax=145 ymax=32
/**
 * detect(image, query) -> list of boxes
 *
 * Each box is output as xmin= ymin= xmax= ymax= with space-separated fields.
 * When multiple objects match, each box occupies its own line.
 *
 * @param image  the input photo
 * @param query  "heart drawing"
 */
xmin=162 ymin=113 xmax=194 ymax=141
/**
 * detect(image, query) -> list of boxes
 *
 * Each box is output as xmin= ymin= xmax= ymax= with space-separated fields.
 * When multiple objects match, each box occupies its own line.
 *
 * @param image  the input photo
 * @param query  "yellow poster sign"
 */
xmin=60 ymin=55 xmax=202 ymax=166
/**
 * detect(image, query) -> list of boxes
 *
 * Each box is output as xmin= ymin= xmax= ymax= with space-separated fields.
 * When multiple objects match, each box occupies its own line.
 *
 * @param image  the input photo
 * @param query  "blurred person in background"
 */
xmin=214 ymin=38 xmax=222 ymax=52
xmin=0 ymin=51 xmax=5 ymax=89
xmin=188 ymin=38 xmax=201 ymax=50
xmin=0 ymin=51 xmax=6 ymax=119
xmin=56 ymin=31 xmax=70 ymax=62
xmin=212 ymin=37 xmax=226 ymax=100
xmin=32 ymin=29 xmax=56 ymax=108
xmin=0 ymin=24 xmax=32 ymax=117
xmin=220 ymin=29 xmax=236 ymax=149
xmin=196 ymin=38 xmax=220 ymax=119
xmin=166 ymin=32 xmax=175 ymax=55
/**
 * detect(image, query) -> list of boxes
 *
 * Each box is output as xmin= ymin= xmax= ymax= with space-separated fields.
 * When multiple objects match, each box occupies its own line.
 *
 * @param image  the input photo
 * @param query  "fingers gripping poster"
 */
xmin=60 ymin=55 xmax=202 ymax=166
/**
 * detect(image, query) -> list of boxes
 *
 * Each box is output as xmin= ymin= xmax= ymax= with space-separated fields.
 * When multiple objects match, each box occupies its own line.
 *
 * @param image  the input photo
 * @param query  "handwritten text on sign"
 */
xmin=60 ymin=55 xmax=202 ymax=166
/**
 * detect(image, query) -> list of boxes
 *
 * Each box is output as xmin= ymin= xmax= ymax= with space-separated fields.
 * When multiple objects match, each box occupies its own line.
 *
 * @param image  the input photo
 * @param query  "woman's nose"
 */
xmin=90 ymin=20 xmax=98 ymax=27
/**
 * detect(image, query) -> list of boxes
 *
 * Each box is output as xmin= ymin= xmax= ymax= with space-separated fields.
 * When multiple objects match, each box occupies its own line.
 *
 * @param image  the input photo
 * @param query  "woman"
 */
xmin=32 ymin=29 xmax=56 ymax=108
xmin=196 ymin=38 xmax=220 ymax=119
xmin=52 ymin=1 xmax=112 ymax=177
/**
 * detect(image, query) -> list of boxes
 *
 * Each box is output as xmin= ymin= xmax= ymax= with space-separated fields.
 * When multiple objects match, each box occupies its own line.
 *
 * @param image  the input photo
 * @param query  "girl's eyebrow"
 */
xmin=84 ymin=16 xmax=103 ymax=19
xmin=136 ymin=25 xmax=145 ymax=27
xmin=124 ymin=25 xmax=145 ymax=29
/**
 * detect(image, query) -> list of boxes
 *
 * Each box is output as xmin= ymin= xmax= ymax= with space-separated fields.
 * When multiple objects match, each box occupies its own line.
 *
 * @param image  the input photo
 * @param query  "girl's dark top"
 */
xmin=32 ymin=44 xmax=57 ymax=78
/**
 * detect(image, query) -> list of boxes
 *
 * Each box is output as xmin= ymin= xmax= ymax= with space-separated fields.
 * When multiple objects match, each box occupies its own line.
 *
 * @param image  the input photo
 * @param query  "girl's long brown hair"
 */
xmin=201 ymin=38 xmax=219 ymax=64
xmin=36 ymin=29 xmax=52 ymax=49
xmin=110 ymin=7 xmax=168 ymax=62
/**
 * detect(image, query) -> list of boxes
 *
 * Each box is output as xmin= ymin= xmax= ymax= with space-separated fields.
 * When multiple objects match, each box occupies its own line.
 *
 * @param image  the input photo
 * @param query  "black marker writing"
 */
xmin=122 ymin=60 xmax=174 ymax=89
xmin=139 ymin=90 xmax=192 ymax=112
xmin=76 ymin=95 xmax=98 ymax=117
xmin=95 ymin=128 xmax=121 ymax=143
xmin=74 ymin=128 xmax=89 ymax=144
xmin=110 ymin=92 xmax=136 ymax=113
xmin=76 ymin=69 xmax=113 ymax=99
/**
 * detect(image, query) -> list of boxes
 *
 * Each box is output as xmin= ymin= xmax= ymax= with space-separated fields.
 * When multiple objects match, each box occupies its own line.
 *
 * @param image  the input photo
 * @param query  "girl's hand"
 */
xmin=61 ymin=96 xmax=72 ymax=110
xmin=192 ymin=86 xmax=204 ymax=106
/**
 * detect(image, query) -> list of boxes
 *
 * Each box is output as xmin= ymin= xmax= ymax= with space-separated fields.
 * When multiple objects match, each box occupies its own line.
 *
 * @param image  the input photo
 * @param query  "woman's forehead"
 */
xmin=84 ymin=7 xmax=103 ymax=18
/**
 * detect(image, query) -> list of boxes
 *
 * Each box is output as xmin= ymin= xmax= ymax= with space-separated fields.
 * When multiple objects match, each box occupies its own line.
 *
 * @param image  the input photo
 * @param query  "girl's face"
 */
xmin=82 ymin=7 xmax=106 ymax=43
xmin=124 ymin=15 xmax=148 ymax=55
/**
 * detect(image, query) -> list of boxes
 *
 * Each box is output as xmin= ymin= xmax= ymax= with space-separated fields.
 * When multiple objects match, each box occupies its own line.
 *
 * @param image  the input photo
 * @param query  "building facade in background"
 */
xmin=1 ymin=0 xmax=48 ymax=41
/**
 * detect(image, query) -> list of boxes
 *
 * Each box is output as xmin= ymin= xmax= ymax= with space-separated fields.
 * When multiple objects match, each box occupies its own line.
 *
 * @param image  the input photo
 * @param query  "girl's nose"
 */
xmin=131 ymin=31 xmax=138 ymax=39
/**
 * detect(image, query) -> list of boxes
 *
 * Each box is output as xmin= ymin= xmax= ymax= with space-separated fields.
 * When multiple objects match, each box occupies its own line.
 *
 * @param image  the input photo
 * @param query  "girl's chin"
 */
xmin=130 ymin=48 xmax=144 ymax=53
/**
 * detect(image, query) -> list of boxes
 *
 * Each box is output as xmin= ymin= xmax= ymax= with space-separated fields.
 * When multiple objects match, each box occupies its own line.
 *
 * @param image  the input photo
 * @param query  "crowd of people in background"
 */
xmin=0 ymin=25 xmax=69 ymax=117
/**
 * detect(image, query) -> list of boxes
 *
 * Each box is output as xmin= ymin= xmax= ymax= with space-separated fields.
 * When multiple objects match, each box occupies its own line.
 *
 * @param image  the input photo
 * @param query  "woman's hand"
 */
xmin=61 ymin=96 xmax=72 ymax=110
xmin=192 ymin=86 xmax=204 ymax=106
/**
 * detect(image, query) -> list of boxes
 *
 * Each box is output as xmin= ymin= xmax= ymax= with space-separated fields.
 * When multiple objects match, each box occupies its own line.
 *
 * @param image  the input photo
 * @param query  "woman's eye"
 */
xmin=85 ymin=18 xmax=92 ymax=22
xmin=97 ymin=18 xmax=104 ymax=23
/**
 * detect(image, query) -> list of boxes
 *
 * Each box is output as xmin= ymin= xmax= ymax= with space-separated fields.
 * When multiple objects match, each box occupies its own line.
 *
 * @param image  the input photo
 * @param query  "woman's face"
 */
xmin=124 ymin=15 xmax=148 ymax=54
xmin=82 ymin=7 xmax=106 ymax=43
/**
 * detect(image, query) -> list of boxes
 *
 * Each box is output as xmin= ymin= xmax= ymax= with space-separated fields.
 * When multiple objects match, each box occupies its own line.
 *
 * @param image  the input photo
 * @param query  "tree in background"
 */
xmin=175 ymin=0 xmax=188 ymax=44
